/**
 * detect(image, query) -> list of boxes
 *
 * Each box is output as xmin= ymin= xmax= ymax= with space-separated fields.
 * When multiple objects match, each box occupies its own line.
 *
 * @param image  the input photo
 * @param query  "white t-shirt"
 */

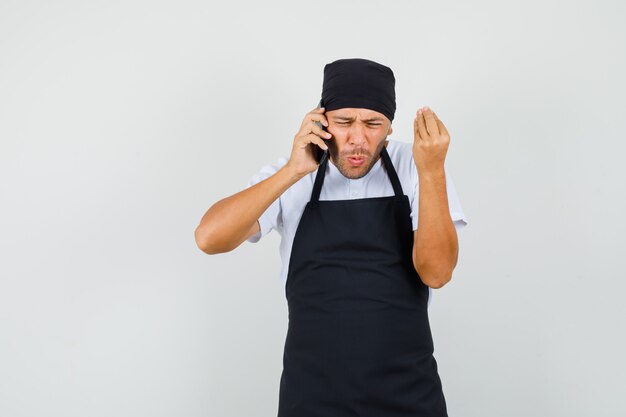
xmin=245 ymin=139 xmax=468 ymax=302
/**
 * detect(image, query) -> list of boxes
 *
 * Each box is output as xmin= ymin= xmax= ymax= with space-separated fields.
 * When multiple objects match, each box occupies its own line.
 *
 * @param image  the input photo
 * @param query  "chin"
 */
xmin=329 ymin=139 xmax=387 ymax=179
xmin=335 ymin=155 xmax=374 ymax=179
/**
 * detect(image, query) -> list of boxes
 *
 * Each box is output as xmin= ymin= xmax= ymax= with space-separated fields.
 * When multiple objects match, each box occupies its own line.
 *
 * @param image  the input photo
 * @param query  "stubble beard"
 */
xmin=328 ymin=137 xmax=388 ymax=180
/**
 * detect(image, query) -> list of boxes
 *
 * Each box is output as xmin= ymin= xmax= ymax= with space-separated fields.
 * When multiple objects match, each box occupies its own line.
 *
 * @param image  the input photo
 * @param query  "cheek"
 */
xmin=327 ymin=130 xmax=343 ymax=146
xmin=327 ymin=126 xmax=342 ymax=137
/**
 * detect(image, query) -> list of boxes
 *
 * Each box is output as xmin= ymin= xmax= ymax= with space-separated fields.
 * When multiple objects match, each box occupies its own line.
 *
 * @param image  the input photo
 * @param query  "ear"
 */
xmin=387 ymin=125 xmax=393 ymax=135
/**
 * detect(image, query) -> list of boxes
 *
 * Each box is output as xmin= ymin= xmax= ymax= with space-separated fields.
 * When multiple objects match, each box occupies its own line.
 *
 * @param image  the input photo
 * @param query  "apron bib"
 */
xmin=277 ymin=145 xmax=448 ymax=417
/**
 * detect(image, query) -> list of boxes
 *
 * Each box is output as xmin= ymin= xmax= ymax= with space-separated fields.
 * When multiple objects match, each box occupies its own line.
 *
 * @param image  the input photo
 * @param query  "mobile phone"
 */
xmin=312 ymin=99 xmax=329 ymax=164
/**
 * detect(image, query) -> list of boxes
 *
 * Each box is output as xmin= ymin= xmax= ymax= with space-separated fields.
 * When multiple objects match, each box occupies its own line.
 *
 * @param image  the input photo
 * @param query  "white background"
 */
xmin=1 ymin=0 xmax=625 ymax=416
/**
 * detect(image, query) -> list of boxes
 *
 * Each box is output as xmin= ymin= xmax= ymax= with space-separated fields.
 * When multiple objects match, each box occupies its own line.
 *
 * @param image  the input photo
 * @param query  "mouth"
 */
xmin=347 ymin=155 xmax=366 ymax=166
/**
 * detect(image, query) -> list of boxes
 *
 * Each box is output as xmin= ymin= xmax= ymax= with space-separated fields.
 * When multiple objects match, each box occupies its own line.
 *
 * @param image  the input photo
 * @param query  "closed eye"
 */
xmin=335 ymin=122 xmax=382 ymax=126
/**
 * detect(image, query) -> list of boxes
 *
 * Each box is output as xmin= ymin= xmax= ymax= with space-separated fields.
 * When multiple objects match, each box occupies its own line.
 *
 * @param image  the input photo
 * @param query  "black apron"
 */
xmin=277 ymin=145 xmax=448 ymax=417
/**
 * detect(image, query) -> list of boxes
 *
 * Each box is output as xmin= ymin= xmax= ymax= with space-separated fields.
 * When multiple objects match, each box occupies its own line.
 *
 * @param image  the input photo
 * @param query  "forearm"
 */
xmin=195 ymin=164 xmax=303 ymax=254
xmin=412 ymin=168 xmax=459 ymax=288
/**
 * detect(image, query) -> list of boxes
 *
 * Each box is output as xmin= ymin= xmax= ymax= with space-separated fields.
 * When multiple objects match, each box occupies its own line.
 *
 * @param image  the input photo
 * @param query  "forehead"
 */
xmin=326 ymin=108 xmax=387 ymax=122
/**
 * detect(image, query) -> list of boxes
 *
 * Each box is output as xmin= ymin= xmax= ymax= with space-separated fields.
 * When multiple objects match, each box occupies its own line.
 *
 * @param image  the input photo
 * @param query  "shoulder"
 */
xmin=385 ymin=139 xmax=417 ymax=180
xmin=254 ymin=155 xmax=289 ymax=176
xmin=249 ymin=154 xmax=316 ymax=205
xmin=386 ymin=139 xmax=412 ymax=157
xmin=247 ymin=155 xmax=290 ymax=186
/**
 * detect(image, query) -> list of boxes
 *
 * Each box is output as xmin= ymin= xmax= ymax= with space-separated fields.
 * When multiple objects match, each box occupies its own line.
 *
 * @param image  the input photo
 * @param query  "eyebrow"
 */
xmin=332 ymin=116 xmax=384 ymax=122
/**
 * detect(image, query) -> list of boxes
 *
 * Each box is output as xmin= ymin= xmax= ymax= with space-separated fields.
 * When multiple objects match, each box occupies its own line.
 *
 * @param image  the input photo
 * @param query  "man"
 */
xmin=195 ymin=58 xmax=468 ymax=416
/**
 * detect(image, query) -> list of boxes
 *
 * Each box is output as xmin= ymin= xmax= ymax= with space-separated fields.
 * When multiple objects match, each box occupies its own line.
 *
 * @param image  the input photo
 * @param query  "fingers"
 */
xmin=300 ymin=107 xmax=330 ymax=138
xmin=415 ymin=109 xmax=428 ymax=140
xmin=309 ymin=111 xmax=328 ymax=127
xmin=311 ymin=122 xmax=332 ymax=139
xmin=307 ymin=134 xmax=329 ymax=151
xmin=306 ymin=106 xmax=328 ymax=125
xmin=415 ymin=107 xmax=447 ymax=139
xmin=422 ymin=108 xmax=439 ymax=136
xmin=433 ymin=112 xmax=449 ymax=137
xmin=296 ymin=107 xmax=331 ymax=147
xmin=294 ymin=133 xmax=328 ymax=151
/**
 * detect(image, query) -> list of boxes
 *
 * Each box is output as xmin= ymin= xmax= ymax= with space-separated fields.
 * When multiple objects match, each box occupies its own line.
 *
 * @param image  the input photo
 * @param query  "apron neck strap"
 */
xmin=310 ymin=144 xmax=404 ymax=202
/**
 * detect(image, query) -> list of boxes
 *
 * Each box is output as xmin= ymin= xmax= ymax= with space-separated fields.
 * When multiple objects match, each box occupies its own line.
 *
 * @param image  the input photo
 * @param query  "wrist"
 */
xmin=416 ymin=166 xmax=445 ymax=180
xmin=280 ymin=163 xmax=306 ymax=183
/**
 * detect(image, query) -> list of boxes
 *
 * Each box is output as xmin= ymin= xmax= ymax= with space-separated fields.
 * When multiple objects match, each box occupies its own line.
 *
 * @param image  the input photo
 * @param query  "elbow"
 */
xmin=415 ymin=263 xmax=453 ymax=289
xmin=413 ymin=245 xmax=458 ymax=289
xmin=194 ymin=225 xmax=234 ymax=255
xmin=423 ymin=275 xmax=452 ymax=289
xmin=194 ymin=226 xmax=216 ymax=254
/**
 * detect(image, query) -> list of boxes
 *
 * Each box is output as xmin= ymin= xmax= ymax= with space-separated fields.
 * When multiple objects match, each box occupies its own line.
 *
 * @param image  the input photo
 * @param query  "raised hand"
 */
xmin=286 ymin=106 xmax=332 ymax=177
xmin=413 ymin=106 xmax=450 ymax=175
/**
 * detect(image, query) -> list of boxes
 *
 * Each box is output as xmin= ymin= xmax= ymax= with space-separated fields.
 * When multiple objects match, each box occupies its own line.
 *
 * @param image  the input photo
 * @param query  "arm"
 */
xmin=194 ymin=106 xmax=330 ymax=254
xmin=412 ymin=169 xmax=459 ymax=288
xmin=194 ymin=165 xmax=301 ymax=254
xmin=411 ymin=106 xmax=459 ymax=288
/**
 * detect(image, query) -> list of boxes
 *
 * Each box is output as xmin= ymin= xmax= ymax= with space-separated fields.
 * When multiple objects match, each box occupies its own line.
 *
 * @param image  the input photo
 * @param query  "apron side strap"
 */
xmin=380 ymin=146 xmax=404 ymax=197
xmin=310 ymin=151 xmax=329 ymax=202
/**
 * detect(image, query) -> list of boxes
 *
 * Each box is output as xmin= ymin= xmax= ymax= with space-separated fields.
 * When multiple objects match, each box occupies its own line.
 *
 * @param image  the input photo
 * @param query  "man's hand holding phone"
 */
xmin=286 ymin=106 xmax=332 ymax=178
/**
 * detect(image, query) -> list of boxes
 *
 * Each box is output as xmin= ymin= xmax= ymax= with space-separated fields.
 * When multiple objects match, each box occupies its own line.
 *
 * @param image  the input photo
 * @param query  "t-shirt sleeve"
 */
xmin=410 ymin=163 xmax=468 ymax=232
xmin=244 ymin=156 xmax=288 ymax=243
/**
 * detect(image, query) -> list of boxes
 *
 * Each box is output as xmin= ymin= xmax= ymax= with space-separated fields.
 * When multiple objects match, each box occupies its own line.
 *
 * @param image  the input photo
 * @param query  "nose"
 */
xmin=347 ymin=123 xmax=367 ymax=147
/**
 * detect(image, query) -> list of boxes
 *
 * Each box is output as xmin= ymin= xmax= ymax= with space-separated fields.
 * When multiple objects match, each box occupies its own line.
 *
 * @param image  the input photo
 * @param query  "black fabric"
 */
xmin=320 ymin=58 xmax=396 ymax=122
xmin=277 ymin=146 xmax=448 ymax=416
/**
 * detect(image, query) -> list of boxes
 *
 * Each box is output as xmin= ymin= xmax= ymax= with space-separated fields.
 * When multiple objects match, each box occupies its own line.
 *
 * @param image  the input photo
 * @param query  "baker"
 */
xmin=195 ymin=58 xmax=468 ymax=416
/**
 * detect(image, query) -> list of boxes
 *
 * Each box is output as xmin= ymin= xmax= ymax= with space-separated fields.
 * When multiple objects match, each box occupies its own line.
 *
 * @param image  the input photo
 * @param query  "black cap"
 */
xmin=320 ymin=58 xmax=396 ymax=122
